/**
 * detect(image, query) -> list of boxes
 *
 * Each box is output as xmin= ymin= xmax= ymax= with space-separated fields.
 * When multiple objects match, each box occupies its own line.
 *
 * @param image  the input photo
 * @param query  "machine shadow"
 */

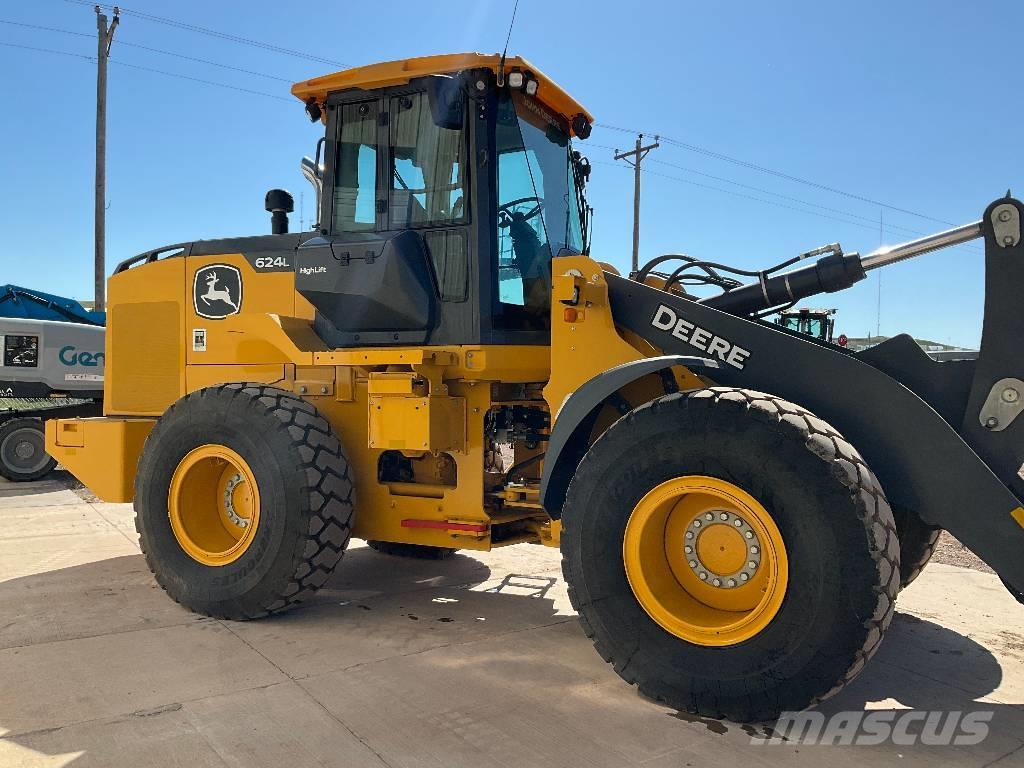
xmin=0 ymin=550 xmax=1021 ymax=766
xmin=0 ymin=471 xmax=78 ymax=500
xmin=321 ymin=542 xmax=495 ymax=596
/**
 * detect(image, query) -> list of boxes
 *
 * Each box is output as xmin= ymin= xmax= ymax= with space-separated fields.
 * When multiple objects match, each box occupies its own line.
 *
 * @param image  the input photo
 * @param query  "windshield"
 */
xmin=494 ymin=90 xmax=586 ymax=329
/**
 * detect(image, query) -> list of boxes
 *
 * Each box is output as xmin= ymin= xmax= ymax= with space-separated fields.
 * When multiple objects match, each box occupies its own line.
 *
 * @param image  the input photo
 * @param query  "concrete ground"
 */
xmin=0 ymin=474 xmax=1022 ymax=768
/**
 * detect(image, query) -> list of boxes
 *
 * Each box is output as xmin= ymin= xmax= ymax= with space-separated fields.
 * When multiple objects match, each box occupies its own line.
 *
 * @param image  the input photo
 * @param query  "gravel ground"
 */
xmin=932 ymin=530 xmax=995 ymax=574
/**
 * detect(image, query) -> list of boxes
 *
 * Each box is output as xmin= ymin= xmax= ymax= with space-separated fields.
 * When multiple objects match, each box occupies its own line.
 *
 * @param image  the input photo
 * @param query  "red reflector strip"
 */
xmin=400 ymin=519 xmax=488 ymax=532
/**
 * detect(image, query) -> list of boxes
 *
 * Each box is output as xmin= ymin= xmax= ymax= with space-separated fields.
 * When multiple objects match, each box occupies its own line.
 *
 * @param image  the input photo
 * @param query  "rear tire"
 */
xmin=366 ymin=540 xmax=455 ymax=559
xmin=892 ymin=504 xmax=941 ymax=589
xmin=561 ymin=387 xmax=900 ymax=722
xmin=135 ymin=384 xmax=354 ymax=619
xmin=0 ymin=417 xmax=56 ymax=482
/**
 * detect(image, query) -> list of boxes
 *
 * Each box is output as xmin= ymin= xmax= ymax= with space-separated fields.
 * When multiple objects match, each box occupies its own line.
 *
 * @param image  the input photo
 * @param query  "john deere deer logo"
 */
xmin=193 ymin=264 xmax=243 ymax=319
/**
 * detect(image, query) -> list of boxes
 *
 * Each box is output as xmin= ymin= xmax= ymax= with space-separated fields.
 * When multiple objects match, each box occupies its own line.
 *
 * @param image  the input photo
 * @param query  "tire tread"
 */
xmin=561 ymin=387 xmax=900 ymax=720
xmin=135 ymin=383 xmax=353 ymax=619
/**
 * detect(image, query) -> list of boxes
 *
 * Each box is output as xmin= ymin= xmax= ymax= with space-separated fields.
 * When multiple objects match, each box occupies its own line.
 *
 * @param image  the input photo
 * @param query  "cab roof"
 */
xmin=291 ymin=52 xmax=594 ymax=133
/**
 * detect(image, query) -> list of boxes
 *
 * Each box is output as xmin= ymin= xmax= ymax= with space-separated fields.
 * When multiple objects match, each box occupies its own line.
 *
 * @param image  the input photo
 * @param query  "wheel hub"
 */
xmin=222 ymin=472 xmax=251 ymax=529
xmin=168 ymin=445 xmax=260 ymax=567
xmin=622 ymin=475 xmax=789 ymax=647
xmin=687 ymin=511 xmax=761 ymax=588
xmin=14 ymin=440 xmax=36 ymax=460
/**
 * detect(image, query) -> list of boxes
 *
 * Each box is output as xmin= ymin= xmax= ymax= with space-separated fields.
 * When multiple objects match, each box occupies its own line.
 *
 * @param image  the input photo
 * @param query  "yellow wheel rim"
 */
xmin=168 ymin=444 xmax=260 ymax=567
xmin=623 ymin=476 xmax=788 ymax=646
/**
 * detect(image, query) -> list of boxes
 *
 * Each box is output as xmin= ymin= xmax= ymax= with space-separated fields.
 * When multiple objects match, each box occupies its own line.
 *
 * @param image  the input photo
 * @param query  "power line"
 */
xmin=61 ymin=0 xmax=346 ymax=67
xmin=594 ymin=121 xmax=957 ymax=226
xmin=0 ymin=18 xmax=295 ymax=81
xmin=0 ymin=40 xmax=93 ymax=61
xmin=4 ymin=19 xmax=981 ymax=257
xmin=0 ymin=41 xmax=293 ymax=101
xmin=588 ymin=139 xmax=931 ymax=239
xmin=111 ymin=59 xmax=293 ymax=101
xmin=592 ymin=159 xmax=981 ymax=253
xmin=32 ymin=5 xmax=975 ymax=233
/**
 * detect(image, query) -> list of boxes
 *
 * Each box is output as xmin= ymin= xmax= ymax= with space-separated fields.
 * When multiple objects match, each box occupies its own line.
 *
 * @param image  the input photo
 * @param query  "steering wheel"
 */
xmin=498 ymin=196 xmax=544 ymax=228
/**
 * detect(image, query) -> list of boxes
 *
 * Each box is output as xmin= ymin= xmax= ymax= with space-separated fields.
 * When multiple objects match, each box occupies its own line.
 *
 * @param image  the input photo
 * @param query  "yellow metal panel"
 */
xmin=309 ymin=379 xmax=491 ymax=550
xmin=108 ymin=301 xmax=183 ymax=415
xmin=1012 ymin=507 xmax=1024 ymax=530
xmin=53 ymin=419 xmax=84 ymax=447
xmin=316 ymin=345 xmax=549 ymax=383
xmin=185 ymin=254 xmax=322 ymax=366
xmin=45 ymin=417 xmax=155 ymax=502
xmin=318 ymin=349 xmax=444 ymax=367
xmin=544 ymin=256 xmax=648 ymax=417
xmin=335 ymin=366 xmax=355 ymax=402
xmin=455 ymin=346 xmax=549 ymax=382
xmin=291 ymin=53 xmax=593 ymax=133
xmin=106 ymin=257 xmax=186 ymax=416
xmin=367 ymin=372 xmax=423 ymax=396
xmin=368 ymin=395 xmax=466 ymax=454
xmin=186 ymin=364 xmax=287 ymax=393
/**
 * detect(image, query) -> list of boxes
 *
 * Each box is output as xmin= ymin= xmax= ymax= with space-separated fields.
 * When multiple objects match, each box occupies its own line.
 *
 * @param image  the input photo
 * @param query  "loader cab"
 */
xmin=774 ymin=307 xmax=837 ymax=344
xmin=291 ymin=54 xmax=593 ymax=349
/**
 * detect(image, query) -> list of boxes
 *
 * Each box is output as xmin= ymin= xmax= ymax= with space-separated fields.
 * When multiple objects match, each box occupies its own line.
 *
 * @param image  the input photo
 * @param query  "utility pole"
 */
xmin=615 ymin=133 xmax=659 ymax=274
xmin=876 ymin=209 xmax=883 ymax=340
xmin=94 ymin=5 xmax=119 ymax=311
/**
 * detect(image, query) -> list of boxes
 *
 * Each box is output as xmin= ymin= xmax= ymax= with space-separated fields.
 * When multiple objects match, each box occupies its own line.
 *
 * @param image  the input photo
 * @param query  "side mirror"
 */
xmin=426 ymin=74 xmax=466 ymax=130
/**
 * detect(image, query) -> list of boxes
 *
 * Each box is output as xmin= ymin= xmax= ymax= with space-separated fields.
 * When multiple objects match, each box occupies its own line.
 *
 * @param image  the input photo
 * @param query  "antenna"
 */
xmin=497 ymin=0 xmax=520 ymax=86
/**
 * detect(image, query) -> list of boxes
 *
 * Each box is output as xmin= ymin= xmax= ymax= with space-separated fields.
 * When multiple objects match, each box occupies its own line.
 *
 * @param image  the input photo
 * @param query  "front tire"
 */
xmin=561 ymin=388 xmax=900 ymax=722
xmin=135 ymin=384 xmax=354 ymax=619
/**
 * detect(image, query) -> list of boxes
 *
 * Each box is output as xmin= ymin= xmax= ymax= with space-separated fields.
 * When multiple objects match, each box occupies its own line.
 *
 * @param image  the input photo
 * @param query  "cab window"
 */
xmin=493 ymin=90 xmax=582 ymax=330
xmin=332 ymin=100 xmax=379 ymax=232
xmin=389 ymin=92 xmax=467 ymax=229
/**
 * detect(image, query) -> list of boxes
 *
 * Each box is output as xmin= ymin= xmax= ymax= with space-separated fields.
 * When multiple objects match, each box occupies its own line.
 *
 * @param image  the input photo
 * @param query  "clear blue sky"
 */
xmin=2 ymin=0 xmax=1020 ymax=347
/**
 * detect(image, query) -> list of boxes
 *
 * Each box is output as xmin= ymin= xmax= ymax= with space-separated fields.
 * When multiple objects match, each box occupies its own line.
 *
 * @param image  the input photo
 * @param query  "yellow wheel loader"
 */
xmin=47 ymin=53 xmax=1024 ymax=722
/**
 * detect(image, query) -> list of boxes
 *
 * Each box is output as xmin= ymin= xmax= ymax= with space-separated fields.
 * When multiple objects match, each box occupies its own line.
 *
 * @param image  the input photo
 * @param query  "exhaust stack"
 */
xmin=264 ymin=189 xmax=294 ymax=235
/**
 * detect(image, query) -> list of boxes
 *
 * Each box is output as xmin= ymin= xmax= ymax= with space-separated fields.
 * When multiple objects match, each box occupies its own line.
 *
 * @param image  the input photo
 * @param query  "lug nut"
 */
xmin=712 ymin=578 xmax=722 ymax=587
xmin=720 ymin=512 xmax=729 ymax=521
xmin=740 ymin=573 xmax=750 ymax=582
xmin=705 ymin=513 xmax=714 ymax=521
xmin=684 ymin=545 xmax=693 ymax=554
xmin=734 ymin=519 xmax=743 ymax=527
xmin=699 ymin=572 xmax=708 ymax=581
xmin=750 ymin=545 xmax=760 ymax=554
xmin=689 ymin=560 xmax=698 ymax=568
xmin=693 ymin=520 xmax=702 ymax=528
